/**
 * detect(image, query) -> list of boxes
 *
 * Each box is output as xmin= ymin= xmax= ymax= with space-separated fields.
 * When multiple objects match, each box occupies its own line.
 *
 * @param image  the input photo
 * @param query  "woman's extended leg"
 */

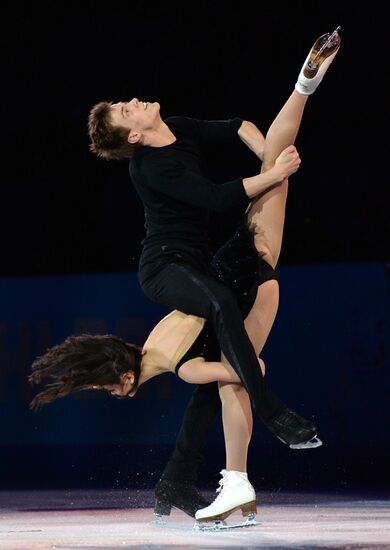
xmin=244 ymin=90 xmax=308 ymax=354
xmin=246 ymin=24 xmax=341 ymax=352
xmin=249 ymin=91 xmax=308 ymax=266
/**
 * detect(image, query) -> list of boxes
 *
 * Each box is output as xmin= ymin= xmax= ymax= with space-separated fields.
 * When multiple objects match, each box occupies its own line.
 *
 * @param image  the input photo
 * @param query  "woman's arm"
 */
xmin=178 ymin=356 xmax=265 ymax=385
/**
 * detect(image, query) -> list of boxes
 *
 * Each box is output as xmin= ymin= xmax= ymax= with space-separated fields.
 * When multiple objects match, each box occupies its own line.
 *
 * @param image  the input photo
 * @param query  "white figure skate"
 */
xmin=295 ymin=26 xmax=341 ymax=95
xmin=194 ymin=470 xmax=260 ymax=531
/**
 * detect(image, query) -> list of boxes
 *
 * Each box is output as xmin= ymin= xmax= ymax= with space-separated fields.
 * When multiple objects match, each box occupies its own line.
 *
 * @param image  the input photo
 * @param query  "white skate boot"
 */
xmin=295 ymin=26 xmax=341 ymax=95
xmin=194 ymin=470 xmax=259 ymax=531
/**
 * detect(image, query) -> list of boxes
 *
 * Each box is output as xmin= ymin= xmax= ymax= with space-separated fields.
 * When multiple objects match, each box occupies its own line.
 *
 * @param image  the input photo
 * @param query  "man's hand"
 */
xmin=242 ymin=145 xmax=301 ymax=198
xmin=272 ymin=145 xmax=301 ymax=181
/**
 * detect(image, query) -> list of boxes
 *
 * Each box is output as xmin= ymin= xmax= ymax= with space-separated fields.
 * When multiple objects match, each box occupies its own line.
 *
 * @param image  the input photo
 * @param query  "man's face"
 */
xmin=110 ymin=97 xmax=161 ymax=134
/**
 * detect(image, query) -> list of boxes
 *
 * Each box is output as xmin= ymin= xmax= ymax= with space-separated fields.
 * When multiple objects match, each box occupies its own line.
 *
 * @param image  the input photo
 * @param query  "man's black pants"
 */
xmin=140 ymin=259 xmax=285 ymax=431
xmin=161 ymin=380 xmax=221 ymax=481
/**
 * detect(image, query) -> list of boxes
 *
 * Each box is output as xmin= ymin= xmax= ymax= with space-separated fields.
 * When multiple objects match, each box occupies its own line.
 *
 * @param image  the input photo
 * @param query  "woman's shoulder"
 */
xmin=159 ymin=309 xmax=205 ymax=328
xmin=144 ymin=310 xmax=206 ymax=373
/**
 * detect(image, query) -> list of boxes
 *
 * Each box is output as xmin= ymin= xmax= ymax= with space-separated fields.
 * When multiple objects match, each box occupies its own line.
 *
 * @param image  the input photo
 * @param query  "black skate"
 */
xmin=265 ymin=408 xmax=322 ymax=450
xmin=153 ymin=478 xmax=211 ymax=522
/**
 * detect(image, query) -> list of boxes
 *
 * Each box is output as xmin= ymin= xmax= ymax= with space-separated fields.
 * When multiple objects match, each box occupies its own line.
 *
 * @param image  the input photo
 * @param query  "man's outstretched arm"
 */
xmin=140 ymin=146 xmax=299 ymax=212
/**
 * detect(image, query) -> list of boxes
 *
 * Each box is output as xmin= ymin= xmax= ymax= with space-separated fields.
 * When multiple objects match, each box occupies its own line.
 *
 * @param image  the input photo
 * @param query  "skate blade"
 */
xmin=151 ymin=513 xmax=168 ymax=525
xmin=194 ymin=513 xmax=259 ymax=531
xmin=289 ymin=435 xmax=323 ymax=450
xmin=304 ymin=27 xmax=341 ymax=77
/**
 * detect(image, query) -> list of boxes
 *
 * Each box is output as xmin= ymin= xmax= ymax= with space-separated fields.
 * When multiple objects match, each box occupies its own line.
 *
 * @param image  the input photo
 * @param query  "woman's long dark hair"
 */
xmin=28 ymin=334 xmax=143 ymax=411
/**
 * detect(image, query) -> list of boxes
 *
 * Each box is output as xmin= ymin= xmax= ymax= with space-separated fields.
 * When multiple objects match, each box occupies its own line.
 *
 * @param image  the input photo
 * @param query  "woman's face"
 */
xmin=91 ymin=371 xmax=135 ymax=398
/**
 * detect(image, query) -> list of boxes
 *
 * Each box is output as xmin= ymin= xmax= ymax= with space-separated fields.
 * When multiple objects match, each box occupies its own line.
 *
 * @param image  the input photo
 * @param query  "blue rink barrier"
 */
xmin=1 ymin=262 xmax=389 ymax=487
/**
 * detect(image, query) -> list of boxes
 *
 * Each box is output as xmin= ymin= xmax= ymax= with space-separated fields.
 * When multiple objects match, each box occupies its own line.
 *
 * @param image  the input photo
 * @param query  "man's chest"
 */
xmin=170 ymin=139 xmax=207 ymax=174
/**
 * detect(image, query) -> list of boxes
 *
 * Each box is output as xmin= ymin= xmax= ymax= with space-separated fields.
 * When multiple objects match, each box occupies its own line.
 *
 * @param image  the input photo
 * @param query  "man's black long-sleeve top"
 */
xmin=129 ymin=116 xmax=250 ymax=268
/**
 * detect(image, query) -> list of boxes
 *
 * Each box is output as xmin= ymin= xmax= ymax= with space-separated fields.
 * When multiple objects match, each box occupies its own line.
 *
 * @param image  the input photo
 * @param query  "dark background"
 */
xmin=2 ymin=2 xmax=387 ymax=276
xmin=1 ymin=3 xmax=389 ymax=493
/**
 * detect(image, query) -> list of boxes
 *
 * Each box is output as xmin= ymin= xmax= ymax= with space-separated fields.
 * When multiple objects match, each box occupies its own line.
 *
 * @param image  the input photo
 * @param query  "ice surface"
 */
xmin=0 ymin=489 xmax=389 ymax=549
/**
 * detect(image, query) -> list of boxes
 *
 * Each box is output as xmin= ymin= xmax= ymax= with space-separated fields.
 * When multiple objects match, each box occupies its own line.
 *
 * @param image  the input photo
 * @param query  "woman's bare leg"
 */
xmin=218 ymin=91 xmax=310 ymax=471
xmin=249 ymin=90 xmax=308 ymax=267
xmin=218 ymin=381 xmax=253 ymax=471
xmin=244 ymin=278 xmax=279 ymax=355
xmin=243 ymin=28 xmax=341 ymax=353
xmin=244 ymin=90 xmax=309 ymax=354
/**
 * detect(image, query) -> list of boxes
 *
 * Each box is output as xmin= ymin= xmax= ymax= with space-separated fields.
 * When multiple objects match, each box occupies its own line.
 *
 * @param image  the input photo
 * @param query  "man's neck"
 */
xmin=143 ymin=120 xmax=177 ymax=148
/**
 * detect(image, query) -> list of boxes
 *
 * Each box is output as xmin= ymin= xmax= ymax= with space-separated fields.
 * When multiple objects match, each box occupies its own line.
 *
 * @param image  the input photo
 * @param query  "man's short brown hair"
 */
xmin=88 ymin=101 xmax=139 ymax=161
